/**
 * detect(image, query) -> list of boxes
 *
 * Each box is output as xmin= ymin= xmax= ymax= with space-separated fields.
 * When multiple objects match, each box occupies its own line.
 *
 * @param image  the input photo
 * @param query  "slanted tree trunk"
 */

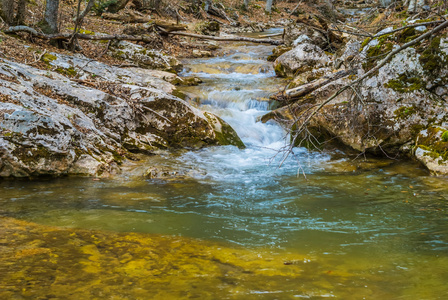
xmin=1 ymin=0 xmax=15 ymax=25
xmin=42 ymin=0 xmax=60 ymax=34
xmin=265 ymin=0 xmax=273 ymax=14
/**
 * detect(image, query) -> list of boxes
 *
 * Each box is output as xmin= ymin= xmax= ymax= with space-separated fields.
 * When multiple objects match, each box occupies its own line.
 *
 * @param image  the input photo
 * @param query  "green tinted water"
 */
xmin=1 ymin=34 xmax=448 ymax=299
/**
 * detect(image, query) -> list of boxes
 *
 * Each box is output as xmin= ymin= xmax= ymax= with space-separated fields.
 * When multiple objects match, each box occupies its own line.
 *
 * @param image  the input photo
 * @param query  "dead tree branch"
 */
xmin=4 ymin=25 xmax=281 ymax=45
xmin=166 ymin=31 xmax=283 ymax=45
xmin=330 ymin=20 xmax=445 ymax=39
xmin=284 ymin=69 xmax=355 ymax=100
xmin=102 ymin=12 xmax=152 ymax=23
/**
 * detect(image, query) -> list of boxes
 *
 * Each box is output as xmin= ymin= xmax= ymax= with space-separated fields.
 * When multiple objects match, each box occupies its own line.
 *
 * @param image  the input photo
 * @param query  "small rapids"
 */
xmin=178 ymin=35 xmax=329 ymax=182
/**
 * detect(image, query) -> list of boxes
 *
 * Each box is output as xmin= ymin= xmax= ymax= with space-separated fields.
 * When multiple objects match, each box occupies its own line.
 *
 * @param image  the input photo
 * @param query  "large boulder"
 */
xmin=284 ymin=21 xmax=328 ymax=49
xmin=265 ymin=28 xmax=448 ymax=174
xmin=0 ymin=56 xmax=243 ymax=178
xmin=273 ymin=43 xmax=331 ymax=77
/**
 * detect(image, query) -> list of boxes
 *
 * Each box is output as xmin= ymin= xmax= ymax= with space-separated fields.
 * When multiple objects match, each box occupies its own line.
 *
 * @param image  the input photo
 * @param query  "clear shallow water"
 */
xmin=1 ymin=32 xmax=448 ymax=298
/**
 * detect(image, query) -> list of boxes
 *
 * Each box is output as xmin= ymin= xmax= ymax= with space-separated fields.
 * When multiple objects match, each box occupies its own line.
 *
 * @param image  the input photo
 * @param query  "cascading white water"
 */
xmin=178 ymin=39 xmax=330 ymax=182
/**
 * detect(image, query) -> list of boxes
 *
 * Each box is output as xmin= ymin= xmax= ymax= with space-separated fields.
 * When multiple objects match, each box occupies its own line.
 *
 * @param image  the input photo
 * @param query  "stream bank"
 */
xmin=1 ymin=26 xmax=448 ymax=299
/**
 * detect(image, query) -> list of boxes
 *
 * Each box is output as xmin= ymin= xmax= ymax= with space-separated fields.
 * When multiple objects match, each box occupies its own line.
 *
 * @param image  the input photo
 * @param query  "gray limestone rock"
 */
xmin=0 ymin=55 xmax=243 ymax=177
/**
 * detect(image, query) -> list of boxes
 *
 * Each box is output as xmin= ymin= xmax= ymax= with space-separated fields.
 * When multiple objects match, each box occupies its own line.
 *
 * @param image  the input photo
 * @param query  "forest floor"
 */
xmin=0 ymin=0 xmax=306 ymax=72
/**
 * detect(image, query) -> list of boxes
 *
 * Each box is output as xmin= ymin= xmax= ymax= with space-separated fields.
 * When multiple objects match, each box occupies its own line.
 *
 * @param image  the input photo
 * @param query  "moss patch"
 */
xmin=41 ymin=53 xmax=57 ymax=64
xmin=385 ymin=72 xmax=424 ymax=93
xmin=419 ymin=37 xmax=448 ymax=81
xmin=442 ymin=131 xmax=448 ymax=142
xmin=54 ymin=67 xmax=78 ymax=77
xmin=393 ymin=106 xmax=416 ymax=119
xmin=267 ymin=46 xmax=292 ymax=62
xmin=417 ymin=126 xmax=448 ymax=161
xmin=362 ymin=34 xmax=394 ymax=71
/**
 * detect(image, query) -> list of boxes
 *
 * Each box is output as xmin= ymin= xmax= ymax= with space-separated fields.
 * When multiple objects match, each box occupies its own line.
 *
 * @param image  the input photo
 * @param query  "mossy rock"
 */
xmin=267 ymin=46 xmax=292 ymax=62
xmin=416 ymin=126 xmax=448 ymax=161
xmin=41 ymin=53 xmax=57 ymax=64
xmin=362 ymin=35 xmax=394 ymax=71
xmin=419 ymin=37 xmax=448 ymax=80
xmin=393 ymin=105 xmax=416 ymax=119
xmin=204 ymin=112 xmax=245 ymax=149
xmin=385 ymin=72 xmax=424 ymax=93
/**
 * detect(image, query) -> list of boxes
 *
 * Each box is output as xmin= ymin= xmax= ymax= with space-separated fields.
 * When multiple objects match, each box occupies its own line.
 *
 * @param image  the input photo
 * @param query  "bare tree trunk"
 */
xmin=204 ymin=0 xmax=211 ymax=12
xmin=14 ymin=0 xmax=26 ymax=25
xmin=244 ymin=0 xmax=249 ymax=10
xmin=1 ymin=0 xmax=15 ymax=25
xmin=265 ymin=0 xmax=273 ymax=13
xmin=42 ymin=0 xmax=60 ymax=34
xmin=107 ymin=0 xmax=130 ymax=13
xmin=408 ymin=0 xmax=426 ymax=13
xmin=379 ymin=0 xmax=394 ymax=6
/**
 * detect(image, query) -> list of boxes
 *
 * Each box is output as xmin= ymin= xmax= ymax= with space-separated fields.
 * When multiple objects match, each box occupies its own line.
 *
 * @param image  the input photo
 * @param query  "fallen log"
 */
xmin=5 ymin=25 xmax=281 ymax=45
xmin=166 ymin=31 xmax=283 ymax=45
xmin=4 ymin=25 xmax=170 ymax=43
xmin=154 ymin=21 xmax=187 ymax=32
xmin=102 ymin=13 xmax=187 ymax=32
xmin=102 ymin=12 xmax=152 ymax=23
xmin=284 ymin=69 xmax=355 ymax=99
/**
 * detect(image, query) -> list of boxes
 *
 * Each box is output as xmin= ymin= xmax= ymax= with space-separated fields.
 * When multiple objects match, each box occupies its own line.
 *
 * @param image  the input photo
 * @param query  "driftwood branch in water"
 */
xmin=167 ymin=31 xmax=283 ymax=45
xmin=284 ymin=69 xmax=355 ymax=100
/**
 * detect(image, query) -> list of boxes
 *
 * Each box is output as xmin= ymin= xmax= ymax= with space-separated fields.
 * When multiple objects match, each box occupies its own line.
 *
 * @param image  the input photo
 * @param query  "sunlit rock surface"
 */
xmin=108 ymin=40 xmax=182 ymax=73
xmin=266 ymin=28 xmax=448 ymax=174
xmin=0 ymin=56 xmax=243 ymax=177
xmin=273 ymin=43 xmax=331 ymax=77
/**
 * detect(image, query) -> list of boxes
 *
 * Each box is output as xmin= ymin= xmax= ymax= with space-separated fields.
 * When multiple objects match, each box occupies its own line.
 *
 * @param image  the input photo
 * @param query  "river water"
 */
xmin=1 ymin=31 xmax=448 ymax=299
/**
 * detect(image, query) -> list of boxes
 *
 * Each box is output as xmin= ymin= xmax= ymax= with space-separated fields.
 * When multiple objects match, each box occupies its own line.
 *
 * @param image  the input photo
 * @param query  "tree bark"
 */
xmin=284 ymin=69 xmax=355 ymax=100
xmin=408 ymin=0 xmax=425 ymax=13
xmin=243 ymin=0 xmax=249 ymax=10
xmin=167 ymin=30 xmax=283 ymax=45
xmin=14 ymin=0 xmax=26 ymax=25
xmin=5 ymin=25 xmax=283 ymax=45
xmin=107 ymin=0 xmax=130 ymax=13
xmin=1 ymin=0 xmax=14 ymax=25
xmin=265 ymin=0 xmax=273 ymax=13
xmin=43 ymin=0 xmax=60 ymax=34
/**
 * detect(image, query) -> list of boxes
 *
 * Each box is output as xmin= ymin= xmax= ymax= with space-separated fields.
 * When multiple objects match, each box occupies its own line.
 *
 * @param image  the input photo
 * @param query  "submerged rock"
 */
xmin=0 ymin=56 xmax=244 ymax=178
xmin=0 ymin=216 xmax=316 ymax=299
